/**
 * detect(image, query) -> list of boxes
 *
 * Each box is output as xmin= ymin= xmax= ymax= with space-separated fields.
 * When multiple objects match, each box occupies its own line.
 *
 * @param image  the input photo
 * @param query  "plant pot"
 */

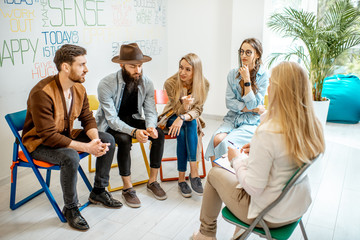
xmin=313 ymin=99 xmax=330 ymax=129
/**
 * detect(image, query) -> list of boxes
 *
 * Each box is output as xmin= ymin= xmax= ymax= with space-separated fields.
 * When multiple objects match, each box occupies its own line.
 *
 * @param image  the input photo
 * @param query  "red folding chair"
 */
xmin=154 ymin=89 xmax=206 ymax=182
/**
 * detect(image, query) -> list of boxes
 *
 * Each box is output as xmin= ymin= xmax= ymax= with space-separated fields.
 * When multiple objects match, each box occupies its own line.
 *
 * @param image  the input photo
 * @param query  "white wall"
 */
xmin=167 ymin=0 xmax=265 ymax=117
xmin=231 ymin=0 xmax=265 ymax=67
xmin=167 ymin=0 xmax=233 ymax=116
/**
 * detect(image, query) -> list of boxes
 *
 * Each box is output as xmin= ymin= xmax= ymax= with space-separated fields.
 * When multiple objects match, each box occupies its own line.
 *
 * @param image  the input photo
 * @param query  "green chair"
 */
xmin=222 ymin=156 xmax=319 ymax=240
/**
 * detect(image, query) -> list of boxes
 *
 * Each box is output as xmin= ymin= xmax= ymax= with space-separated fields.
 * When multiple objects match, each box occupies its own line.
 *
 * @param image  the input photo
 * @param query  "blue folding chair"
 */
xmin=5 ymin=109 xmax=93 ymax=223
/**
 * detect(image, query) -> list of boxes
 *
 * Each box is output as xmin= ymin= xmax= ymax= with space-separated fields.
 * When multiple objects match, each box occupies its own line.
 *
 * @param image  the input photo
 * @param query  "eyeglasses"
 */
xmin=239 ymin=49 xmax=253 ymax=57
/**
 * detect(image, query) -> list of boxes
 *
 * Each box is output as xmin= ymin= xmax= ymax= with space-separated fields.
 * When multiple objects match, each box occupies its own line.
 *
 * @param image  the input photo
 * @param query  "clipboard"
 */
xmin=213 ymin=155 xmax=235 ymax=174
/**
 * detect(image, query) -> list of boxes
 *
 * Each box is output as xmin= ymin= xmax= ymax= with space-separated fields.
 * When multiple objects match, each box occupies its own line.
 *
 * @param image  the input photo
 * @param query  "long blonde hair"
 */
xmin=261 ymin=61 xmax=325 ymax=166
xmin=173 ymin=53 xmax=208 ymax=105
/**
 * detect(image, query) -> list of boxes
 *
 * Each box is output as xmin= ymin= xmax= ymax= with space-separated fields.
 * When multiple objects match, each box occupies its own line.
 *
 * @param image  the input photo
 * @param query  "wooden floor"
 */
xmin=0 ymin=117 xmax=359 ymax=240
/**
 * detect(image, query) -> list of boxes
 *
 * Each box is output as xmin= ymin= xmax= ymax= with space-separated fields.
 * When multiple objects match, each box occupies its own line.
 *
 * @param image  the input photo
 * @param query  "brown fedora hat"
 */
xmin=111 ymin=43 xmax=152 ymax=64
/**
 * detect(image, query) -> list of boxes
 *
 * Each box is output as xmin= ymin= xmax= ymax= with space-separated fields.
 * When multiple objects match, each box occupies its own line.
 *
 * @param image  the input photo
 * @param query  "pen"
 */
xmin=228 ymin=140 xmax=240 ymax=149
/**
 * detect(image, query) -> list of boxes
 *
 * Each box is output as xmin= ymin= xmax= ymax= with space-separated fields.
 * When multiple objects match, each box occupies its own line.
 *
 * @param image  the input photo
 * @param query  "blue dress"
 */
xmin=205 ymin=66 xmax=269 ymax=160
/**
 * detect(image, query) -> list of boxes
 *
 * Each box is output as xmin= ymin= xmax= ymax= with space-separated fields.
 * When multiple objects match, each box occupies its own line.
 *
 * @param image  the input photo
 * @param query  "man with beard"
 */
xmin=96 ymin=43 xmax=166 ymax=208
xmin=22 ymin=44 xmax=122 ymax=231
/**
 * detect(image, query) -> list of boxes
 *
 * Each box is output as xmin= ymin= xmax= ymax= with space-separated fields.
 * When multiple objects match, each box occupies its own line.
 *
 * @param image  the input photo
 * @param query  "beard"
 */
xmin=122 ymin=68 xmax=143 ymax=92
xmin=69 ymin=71 xmax=85 ymax=83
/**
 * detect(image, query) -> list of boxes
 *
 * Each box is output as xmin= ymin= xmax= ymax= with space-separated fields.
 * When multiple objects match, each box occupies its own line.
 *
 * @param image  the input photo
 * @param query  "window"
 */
xmin=262 ymin=0 xmax=317 ymax=70
xmin=318 ymin=0 xmax=360 ymax=75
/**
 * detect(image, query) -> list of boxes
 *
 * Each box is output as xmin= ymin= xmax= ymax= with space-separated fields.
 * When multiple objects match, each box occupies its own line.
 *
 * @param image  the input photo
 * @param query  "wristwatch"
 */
xmin=244 ymin=82 xmax=251 ymax=87
xmin=179 ymin=114 xmax=185 ymax=120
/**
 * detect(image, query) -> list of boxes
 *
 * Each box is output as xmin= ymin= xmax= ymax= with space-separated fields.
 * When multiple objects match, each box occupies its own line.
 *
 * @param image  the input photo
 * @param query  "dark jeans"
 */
xmin=107 ymin=118 xmax=164 ymax=176
xmin=30 ymin=131 xmax=115 ymax=209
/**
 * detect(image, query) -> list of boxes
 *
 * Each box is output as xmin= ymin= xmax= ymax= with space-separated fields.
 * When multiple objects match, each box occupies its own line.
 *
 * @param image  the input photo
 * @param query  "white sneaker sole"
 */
xmin=189 ymin=174 xmax=204 ymax=196
xmin=192 ymin=189 xmax=203 ymax=196
xmin=147 ymin=187 xmax=168 ymax=200
xmin=178 ymin=186 xmax=192 ymax=198
xmin=121 ymin=194 xmax=141 ymax=208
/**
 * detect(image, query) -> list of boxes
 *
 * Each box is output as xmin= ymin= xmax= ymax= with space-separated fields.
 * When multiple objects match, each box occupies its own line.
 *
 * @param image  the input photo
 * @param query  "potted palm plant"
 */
xmin=267 ymin=0 xmax=360 ymax=124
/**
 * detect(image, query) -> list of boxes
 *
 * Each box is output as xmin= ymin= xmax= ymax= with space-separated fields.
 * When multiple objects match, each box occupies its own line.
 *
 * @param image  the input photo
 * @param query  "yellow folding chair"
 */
xmin=87 ymin=94 xmax=117 ymax=172
xmin=87 ymin=95 xmax=151 ymax=192
xmin=264 ymin=94 xmax=269 ymax=109
xmin=107 ymin=138 xmax=151 ymax=192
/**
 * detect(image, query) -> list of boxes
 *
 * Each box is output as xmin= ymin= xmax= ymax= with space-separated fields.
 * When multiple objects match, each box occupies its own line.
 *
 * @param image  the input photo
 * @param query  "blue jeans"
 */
xmin=167 ymin=115 xmax=198 ymax=172
xmin=30 ymin=131 xmax=115 ymax=209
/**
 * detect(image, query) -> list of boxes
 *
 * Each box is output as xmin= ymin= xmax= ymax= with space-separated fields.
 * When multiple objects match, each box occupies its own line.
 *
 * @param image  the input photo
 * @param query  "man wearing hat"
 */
xmin=96 ymin=43 xmax=166 ymax=208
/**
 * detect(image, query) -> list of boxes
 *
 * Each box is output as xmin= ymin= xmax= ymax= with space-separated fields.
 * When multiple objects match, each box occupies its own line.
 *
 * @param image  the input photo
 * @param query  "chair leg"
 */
xmin=88 ymin=154 xmax=117 ymax=173
xmin=199 ymin=146 xmax=207 ymax=178
xmin=78 ymin=165 xmax=93 ymax=192
xmin=88 ymin=155 xmax=94 ymax=173
xmin=9 ymin=164 xmax=18 ymax=210
xmin=77 ymin=164 xmax=93 ymax=210
xmin=107 ymin=142 xmax=151 ymax=192
xmin=9 ymin=164 xmax=45 ymax=211
xmin=238 ymin=229 xmax=252 ymax=240
xmin=31 ymin=166 xmax=66 ymax=222
xmin=45 ymin=169 xmax=51 ymax=186
xmin=259 ymin=219 xmax=272 ymax=240
xmin=160 ymin=146 xmax=206 ymax=182
xmin=232 ymin=227 xmax=246 ymax=240
xmin=139 ymin=142 xmax=151 ymax=175
xmin=159 ymin=156 xmax=178 ymax=182
xmin=299 ymin=219 xmax=308 ymax=240
xmin=12 ymin=164 xmax=93 ymax=222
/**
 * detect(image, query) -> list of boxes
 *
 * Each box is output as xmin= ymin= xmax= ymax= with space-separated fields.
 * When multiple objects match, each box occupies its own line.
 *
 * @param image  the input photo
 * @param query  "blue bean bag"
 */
xmin=322 ymin=74 xmax=360 ymax=124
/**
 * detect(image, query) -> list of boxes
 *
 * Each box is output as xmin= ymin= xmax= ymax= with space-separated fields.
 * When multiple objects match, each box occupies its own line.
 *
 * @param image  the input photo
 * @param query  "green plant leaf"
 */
xmin=267 ymin=0 xmax=360 ymax=101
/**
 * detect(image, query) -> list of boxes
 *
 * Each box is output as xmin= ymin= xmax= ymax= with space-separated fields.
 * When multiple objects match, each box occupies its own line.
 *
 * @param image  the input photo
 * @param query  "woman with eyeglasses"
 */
xmin=205 ymin=38 xmax=269 ymax=164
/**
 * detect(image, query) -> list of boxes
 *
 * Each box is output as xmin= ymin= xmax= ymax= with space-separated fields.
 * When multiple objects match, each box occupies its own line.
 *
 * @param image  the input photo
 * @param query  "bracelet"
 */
xmin=179 ymin=114 xmax=185 ymax=121
xmin=132 ymin=129 xmax=137 ymax=138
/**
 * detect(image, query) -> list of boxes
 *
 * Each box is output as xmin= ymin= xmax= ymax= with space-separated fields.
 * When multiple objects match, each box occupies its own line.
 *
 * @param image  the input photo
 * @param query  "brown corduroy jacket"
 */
xmin=22 ymin=74 xmax=97 ymax=153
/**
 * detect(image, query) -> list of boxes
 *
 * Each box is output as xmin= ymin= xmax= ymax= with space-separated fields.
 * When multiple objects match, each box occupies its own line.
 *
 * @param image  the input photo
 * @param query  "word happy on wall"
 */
xmin=1 ymin=0 xmax=167 ymax=83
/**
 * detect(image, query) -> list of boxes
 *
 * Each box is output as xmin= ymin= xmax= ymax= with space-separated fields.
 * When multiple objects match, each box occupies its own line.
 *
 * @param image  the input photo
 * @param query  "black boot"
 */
xmin=62 ymin=206 xmax=89 ymax=231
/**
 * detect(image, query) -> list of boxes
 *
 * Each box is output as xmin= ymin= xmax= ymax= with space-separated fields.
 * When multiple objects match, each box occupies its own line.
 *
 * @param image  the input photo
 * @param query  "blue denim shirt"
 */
xmin=95 ymin=70 xmax=158 ymax=135
xmin=224 ymin=66 xmax=269 ymax=128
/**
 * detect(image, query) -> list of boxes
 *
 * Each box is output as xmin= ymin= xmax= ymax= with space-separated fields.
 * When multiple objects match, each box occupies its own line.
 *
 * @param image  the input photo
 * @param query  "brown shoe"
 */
xmin=147 ymin=181 xmax=167 ymax=200
xmin=122 ymin=188 xmax=141 ymax=208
